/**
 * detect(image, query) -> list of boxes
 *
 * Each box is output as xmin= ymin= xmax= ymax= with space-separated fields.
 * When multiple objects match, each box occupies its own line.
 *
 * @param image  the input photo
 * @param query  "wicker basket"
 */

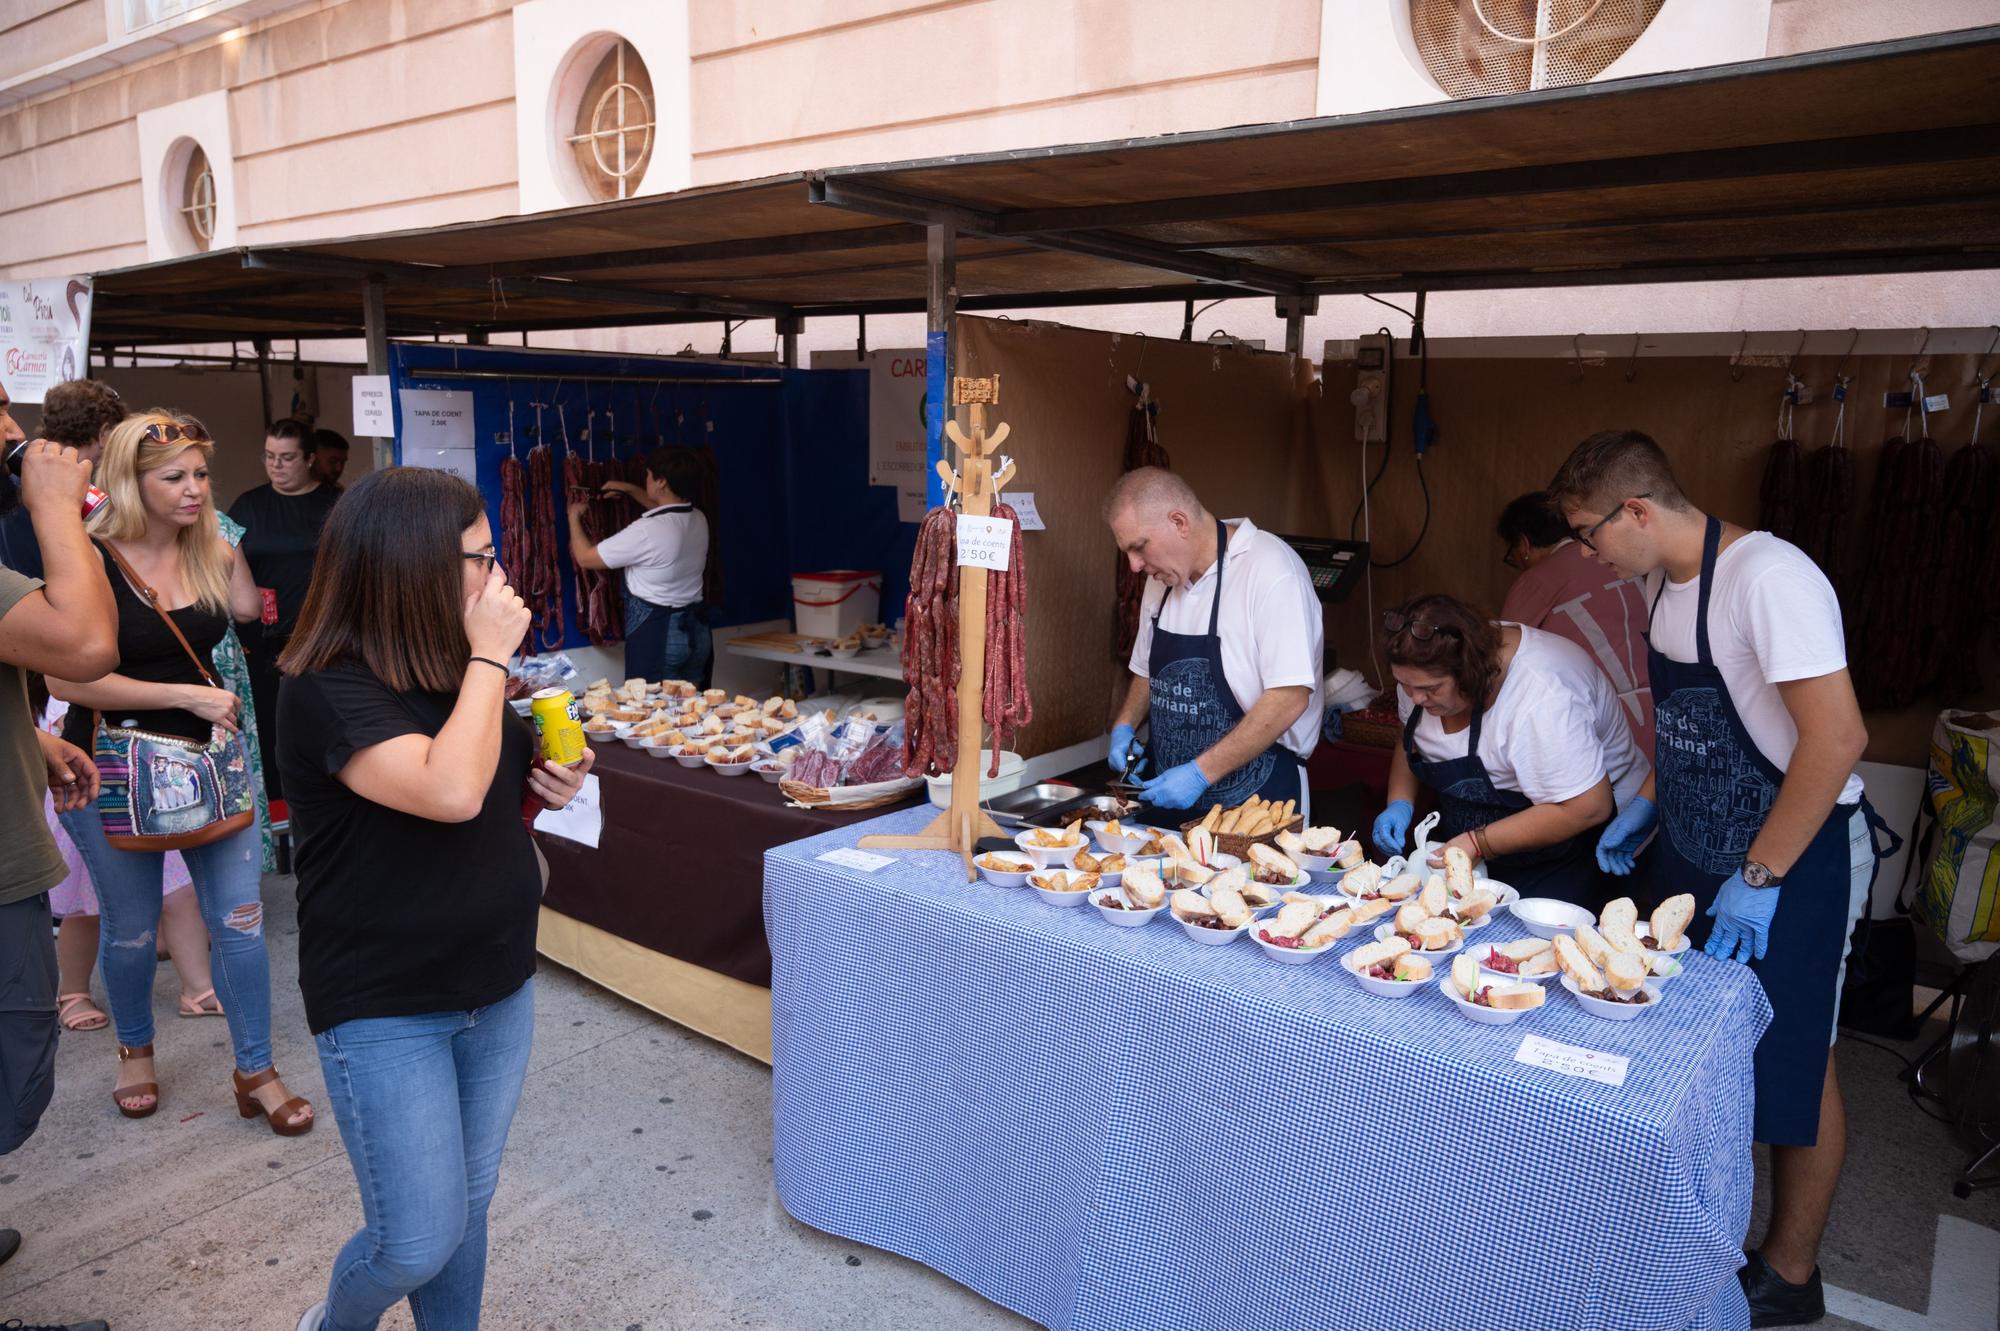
xmin=1178 ymin=813 xmax=1305 ymax=862
xmin=779 ymin=776 xmax=921 ymax=811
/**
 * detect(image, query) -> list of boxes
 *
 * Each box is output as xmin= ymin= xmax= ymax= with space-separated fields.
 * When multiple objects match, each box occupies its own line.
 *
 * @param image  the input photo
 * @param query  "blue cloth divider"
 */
xmin=765 ymin=806 xmax=1771 ymax=1331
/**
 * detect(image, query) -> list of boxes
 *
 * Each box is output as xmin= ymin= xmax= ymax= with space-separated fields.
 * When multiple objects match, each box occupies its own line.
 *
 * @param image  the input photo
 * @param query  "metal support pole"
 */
xmin=1181 ymin=299 xmax=1195 ymax=342
xmin=252 ymin=337 xmax=272 ymax=424
xmin=1277 ymin=295 xmax=1319 ymax=358
xmin=777 ymin=315 xmax=803 ymax=369
xmin=362 ymin=276 xmax=390 ymax=470
xmin=925 ymin=224 xmax=957 ymax=510
xmin=857 ymin=313 xmax=868 ymax=356
xmin=468 ymin=329 xmax=489 ymax=345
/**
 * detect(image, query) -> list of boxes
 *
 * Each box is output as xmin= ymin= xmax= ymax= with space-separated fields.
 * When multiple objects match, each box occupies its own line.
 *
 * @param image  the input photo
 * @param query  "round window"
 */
xmin=564 ymin=38 xmax=655 ymax=202
xmin=177 ymin=142 xmax=216 ymax=250
xmin=1409 ymin=0 xmax=1664 ymax=98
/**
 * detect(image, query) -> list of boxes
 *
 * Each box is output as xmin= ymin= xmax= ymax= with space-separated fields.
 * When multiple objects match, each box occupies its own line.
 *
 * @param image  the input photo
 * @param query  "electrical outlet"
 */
xmin=1351 ymin=333 xmax=1392 ymax=443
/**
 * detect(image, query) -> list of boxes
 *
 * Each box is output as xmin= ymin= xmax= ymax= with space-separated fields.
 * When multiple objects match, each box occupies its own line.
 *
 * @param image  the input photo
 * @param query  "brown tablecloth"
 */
xmin=539 ymin=741 xmax=922 ymax=987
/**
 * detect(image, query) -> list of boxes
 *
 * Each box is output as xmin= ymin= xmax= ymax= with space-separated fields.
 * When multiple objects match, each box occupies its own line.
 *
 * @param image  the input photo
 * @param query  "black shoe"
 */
xmin=0 ymin=1228 xmax=19 ymax=1267
xmin=2 ymin=1320 xmax=112 ymax=1331
xmin=1739 ymin=1249 xmax=1826 ymax=1327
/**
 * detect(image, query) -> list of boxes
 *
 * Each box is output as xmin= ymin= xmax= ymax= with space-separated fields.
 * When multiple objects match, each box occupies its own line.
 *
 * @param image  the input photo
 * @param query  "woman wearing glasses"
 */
xmin=278 ymin=467 xmax=591 ymax=1331
xmin=1370 ymin=592 xmax=1649 ymax=907
xmin=46 ymin=412 xmax=314 ymax=1132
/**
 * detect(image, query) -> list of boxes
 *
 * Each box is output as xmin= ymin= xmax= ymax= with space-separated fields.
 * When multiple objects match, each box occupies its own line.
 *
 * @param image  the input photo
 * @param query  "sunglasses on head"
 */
xmin=144 ymin=422 xmax=211 ymax=445
xmin=1381 ymin=610 xmax=1457 ymax=642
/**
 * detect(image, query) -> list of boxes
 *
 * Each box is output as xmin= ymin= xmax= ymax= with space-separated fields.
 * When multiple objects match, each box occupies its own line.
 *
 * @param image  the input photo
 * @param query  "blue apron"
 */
xmin=1147 ymin=519 xmax=1303 ymax=808
xmin=1648 ymin=516 xmax=1874 ymax=1147
xmin=1399 ymin=700 xmax=1603 ymax=907
xmin=620 ymin=503 xmax=713 ymax=688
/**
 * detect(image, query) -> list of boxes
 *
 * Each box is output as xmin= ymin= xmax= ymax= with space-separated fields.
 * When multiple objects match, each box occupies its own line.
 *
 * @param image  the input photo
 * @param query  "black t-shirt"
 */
xmin=278 ymin=662 xmax=540 ymax=1034
xmin=226 ymin=483 xmax=339 ymax=643
xmin=99 ymin=544 xmax=229 ymax=744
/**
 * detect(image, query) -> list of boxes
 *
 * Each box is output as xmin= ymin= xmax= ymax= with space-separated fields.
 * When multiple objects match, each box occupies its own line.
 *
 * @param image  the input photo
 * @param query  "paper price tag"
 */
xmin=955 ymin=513 xmax=1013 ymax=571
xmin=351 ymin=375 xmax=392 ymax=437
xmin=817 ymin=847 xmax=896 ymax=873
xmin=1514 ymin=1033 xmax=1630 ymax=1088
xmin=1922 ymin=392 xmax=1951 ymax=413
xmin=1008 ymin=492 xmax=1046 ymax=531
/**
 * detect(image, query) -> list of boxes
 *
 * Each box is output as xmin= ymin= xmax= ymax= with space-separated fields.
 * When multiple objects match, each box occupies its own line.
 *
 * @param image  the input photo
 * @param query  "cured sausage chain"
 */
xmin=982 ymin=501 xmax=1031 ymax=775
xmin=901 ymin=505 xmax=961 ymax=778
xmin=901 ymin=501 xmax=1033 ymax=780
xmin=518 ymin=439 xmax=565 ymax=651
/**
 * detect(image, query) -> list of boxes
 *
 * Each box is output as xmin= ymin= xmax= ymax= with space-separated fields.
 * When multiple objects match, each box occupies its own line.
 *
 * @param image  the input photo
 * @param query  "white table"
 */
xmin=723 ymin=639 xmax=905 ymax=683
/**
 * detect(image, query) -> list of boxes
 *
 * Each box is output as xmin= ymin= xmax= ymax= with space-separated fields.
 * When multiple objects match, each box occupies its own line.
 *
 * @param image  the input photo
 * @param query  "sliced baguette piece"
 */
xmin=1170 ymin=889 xmax=1218 ymax=923
xmin=1334 ymin=839 xmax=1366 ymax=870
xmin=1392 ymin=953 xmax=1433 ymax=983
xmin=1300 ymin=909 xmax=1354 ymax=948
xmin=1348 ymin=938 xmax=1411 ymax=972
xmin=1495 ymin=937 xmax=1555 ymax=962
xmin=1395 ymin=901 xmax=1431 ymax=935
xmin=1605 ymin=951 xmax=1649 ymax=993
xmin=1651 ymin=893 xmax=1696 ymax=951
xmin=1486 ymin=982 xmax=1546 ymax=1010
xmin=1381 ymin=873 xmax=1422 ymax=902
xmin=1451 ymin=953 xmax=1481 ymax=1000
xmin=1555 ymin=935 xmax=1606 ymax=991
xmin=1341 ymin=862 xmax=1383 ymax=897
xmin=1573 ymin=922 xmax=1615 ymax=969
xmin=1518 ymin=950 xmax=1561 ymax=977
xmin=1452 ymin=889 xmax=1498 ymax=924
xmin=1265 ymin=901 xmax=1319 ymax=940
xmin=1443 ymin=845 xmax=1475 ymax=897
xmin=1275 ymin=830 xmax=1307 ymax=860
xmin=1350 ymin=896 xmax=1396 ymax=924
xmin=1419 ymin=873 xmax=1449 ymax=917
xmin=1599 ymin=896 xmax=1640 ymax=939
xmin=1411 ymin=917 xmax=1460 ymax=951
xmin=1301 ymin=825 xmax=1344 ymax=854
xmin=1249 ymin=843 xmax=1300 ymax=880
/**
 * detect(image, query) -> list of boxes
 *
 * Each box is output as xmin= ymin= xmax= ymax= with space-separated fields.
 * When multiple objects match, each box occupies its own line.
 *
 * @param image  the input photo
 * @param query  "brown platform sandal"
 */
xmin=233 ymin=1067 xmax=314 ymax=1137
xmin=114 ymin=1043 xmax=159 ymax=1119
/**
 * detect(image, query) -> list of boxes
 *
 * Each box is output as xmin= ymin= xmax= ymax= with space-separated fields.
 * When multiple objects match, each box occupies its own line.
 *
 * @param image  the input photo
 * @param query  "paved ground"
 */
xmin=1 ymin=869 xmax=1993 ymax=1330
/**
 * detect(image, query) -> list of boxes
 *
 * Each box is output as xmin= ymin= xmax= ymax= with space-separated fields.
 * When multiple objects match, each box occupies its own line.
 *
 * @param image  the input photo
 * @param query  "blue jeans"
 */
xmin=316 ymin=980 xmax=535 ymax=1331
xmin=60 ymin=806 xmax=273 ymax=1073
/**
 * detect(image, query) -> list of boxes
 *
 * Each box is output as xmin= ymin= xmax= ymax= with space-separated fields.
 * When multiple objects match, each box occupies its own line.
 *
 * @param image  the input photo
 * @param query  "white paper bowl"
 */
xmin=673 ymin=747 xmax=709 ymax=769
xmin=1372 ymin=920 xmax=1463 ymax=960
xmin=1088 ymin=820 xmax=1161 ymax=857
xmin=1560 ymin=974 xmax=1664 ymax=1021
xmin=1174 ymin=911 xmax=1253 ymax=946
xmin=706 ymin=756 xmax=755 ymax=777
xmin=638 ymin=738 xmax=678 ymax=760
xmin=583 ymin=726 xmax=622 ymax=745
xmin=1446 ymin=883 xmax=1522 ymax=933
xmin=975 ymin=856 xmax=1036 ymax=888
xmin=1338 ymin=948 xmax=1434 ymax=998
xmin=1089 ymin=886 xmax=1165 ymax=926
xmin=1027 ymin=874 xmax=1094 ymax=907
xmin=1250 ymin=921 xmax=1342 ymax=965
xmin=1466 ymin=941 xmax=1562 ymax=985
xmin=1512 ymin=897 xmax=1596 ymax=940
xmin=1635 ymin=924 xmax=1692 ymax=957
xmin=829 ymin=645 xmax=862 ymax=660
xmin=752 ymin=761 xmax=787 ymax=784
xmin=1438 ymin=975 xmax=1541 ymax=1025
xmin=620 ymin=730 xmax=651 ymax=750
xmin=1013 ymin=830 xmax=1086 ymax=870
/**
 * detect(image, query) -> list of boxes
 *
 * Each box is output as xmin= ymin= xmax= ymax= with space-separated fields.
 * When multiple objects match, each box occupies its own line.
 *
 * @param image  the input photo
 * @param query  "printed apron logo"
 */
xmin=1656 ymin=686 xmax=1778 ymax=875
xmin=1148 ymin=658 xmax=1274 ymax=805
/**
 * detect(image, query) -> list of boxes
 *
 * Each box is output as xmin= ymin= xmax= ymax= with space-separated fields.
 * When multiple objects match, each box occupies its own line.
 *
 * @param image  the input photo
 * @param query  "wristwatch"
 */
xmin=1741 ymin=859 xmax=1782 ymax=888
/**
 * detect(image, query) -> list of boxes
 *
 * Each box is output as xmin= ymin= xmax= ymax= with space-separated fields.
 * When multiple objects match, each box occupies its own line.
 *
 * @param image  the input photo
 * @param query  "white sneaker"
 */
xmin=296 ymin=1301 xmax=326 ymax=1331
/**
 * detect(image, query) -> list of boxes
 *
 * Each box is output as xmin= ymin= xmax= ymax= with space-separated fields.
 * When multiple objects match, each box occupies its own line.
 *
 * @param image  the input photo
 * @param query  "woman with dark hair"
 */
xmin=278 ymin=466 xmax=591 ymax=1331
xmin=1370 ymin=592 xmax=1648 ymax=907
xmin=567 ymin=444 xmax=715 ymax=686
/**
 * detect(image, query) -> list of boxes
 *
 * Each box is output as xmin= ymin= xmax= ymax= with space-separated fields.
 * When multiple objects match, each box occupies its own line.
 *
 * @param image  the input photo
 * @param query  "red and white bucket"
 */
xmin=792 ymin=569 xmax=882 ymax=640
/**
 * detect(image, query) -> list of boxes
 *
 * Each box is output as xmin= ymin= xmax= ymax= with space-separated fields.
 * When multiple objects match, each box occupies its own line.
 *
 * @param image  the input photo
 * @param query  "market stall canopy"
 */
xmin=87 ymin=25 xmax=2000 ymax=347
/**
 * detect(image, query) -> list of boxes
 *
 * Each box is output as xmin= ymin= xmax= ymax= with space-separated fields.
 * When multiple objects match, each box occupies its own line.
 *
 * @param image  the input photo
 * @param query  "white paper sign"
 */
xmin=405 ymin=446 xmax=478 ymax=486
xmin=1514 ymin=1033 xmax=1630 ymax=1088
xmin=351 ymin=375 xmax=392 ymax=437
xmin=533 ymin=774 xmax=602 ymax=848
xmin=955 ymin=513 xmax=1013 ymax=571
xmin=398 ymin=388 xmax=476 ymax=451
xmin=1008 ymin=491 xmax=1046 ymax=531
xmin=817 ymin=847 xmax=895 ymax=872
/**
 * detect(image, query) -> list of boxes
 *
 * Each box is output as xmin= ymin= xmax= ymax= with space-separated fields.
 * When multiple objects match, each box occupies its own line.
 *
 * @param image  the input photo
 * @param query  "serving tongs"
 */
xmin=1106 ymin=741 xmax=1147 ymax=798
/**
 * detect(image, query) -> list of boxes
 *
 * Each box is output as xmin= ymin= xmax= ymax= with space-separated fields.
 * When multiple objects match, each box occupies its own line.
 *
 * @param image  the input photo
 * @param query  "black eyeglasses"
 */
xmin=143 ymin=422 xmax=212 ymax=445
xmin=462 ymin=552 xmax=496 ymax=574
xmin=1574 ymin=494 xmax=1649 ymax=552
xmin=1381 ymin=610 xmax=1458 ymax=642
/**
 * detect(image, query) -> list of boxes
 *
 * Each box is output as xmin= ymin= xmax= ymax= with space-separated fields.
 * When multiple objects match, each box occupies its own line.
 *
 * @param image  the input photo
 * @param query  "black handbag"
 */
xmin=1839 ymin=801 xmax=1918 ymax=1040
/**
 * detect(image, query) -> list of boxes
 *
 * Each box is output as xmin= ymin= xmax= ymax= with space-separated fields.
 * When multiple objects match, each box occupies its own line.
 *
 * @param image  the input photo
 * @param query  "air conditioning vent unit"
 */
xmin=1410 ymin=0 xmax=1666 ymax=97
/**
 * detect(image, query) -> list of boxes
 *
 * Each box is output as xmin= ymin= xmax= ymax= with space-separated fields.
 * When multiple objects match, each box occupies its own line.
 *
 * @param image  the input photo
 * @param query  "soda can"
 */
xmin=529 ymin=687 xmax=586 ymax=767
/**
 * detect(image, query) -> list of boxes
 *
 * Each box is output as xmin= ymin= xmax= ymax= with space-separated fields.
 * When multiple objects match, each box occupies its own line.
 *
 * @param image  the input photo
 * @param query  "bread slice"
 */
xmin=1350 ymin=896 xmax=1396 ymax=924
xmin=1341 ymin=862 xmax=1382 ymax=896
xmin=1453 ymin=889 xmax=1498 ymax=924
xmin=1121 ymin=864 xmax=1165 ymax=909
xmin=1555 ymin=935 xmax=1606 ymax=991
xmin=1600 ymin=896 xmax=1639 ymax=940
xmin=1518 ymin=950 xmax=1560 ymax=977
xmin=1249 ymin=843 xmax=1300 ymax=880
xmin=1302 ymin=825 xmax=1344 ymax=854
xmin=1443 ymin=845 xmax=1475 ymax=897
xmin=1275 ymin=830 xmax=1307 ymax=860
xmin=1300 ymin=909 xmax=1354 ymax=948
xmin=1395 ymin=901 xmax=1431 ymax=935
xmin=1419 ymin=873 xmax=1449 ymax=917
xmin=1573 ymin=922 xmax=1615 ymax=969
xmin=1495 ymin=937 xmax=1554 ymax=963
xmin=1334 ymin=839 xmax=1366 ymax=870
xmin=1266 ymin=901 xmax=1319 ymax=939
xmin=1451 ymin=953 xmax=1481 ymax=1000
xmin=1651 ymin=893 xmax=1695 ymax=951
xmin=1170 ymin=889 xmax=1217 ymax=923
xmin=1381 ymin=873 xmax=1422 ymax=902
xmin=1486 ymin=982 xmax=1545 ymax=1010
xmin=1412 ymin=917 xmax=1460 ymax=951
xmin=1605 ymin=951 xmax=1648 ymax=993
xmin=1392 ymin=953 xmax=1433 ymax=983
xmin=1348 ymin=937 xmax=1411 ymax=971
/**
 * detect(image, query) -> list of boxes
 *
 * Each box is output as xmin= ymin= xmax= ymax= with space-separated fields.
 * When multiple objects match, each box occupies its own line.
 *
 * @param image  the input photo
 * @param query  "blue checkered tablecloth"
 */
xmin=767 ymin=808 xmax=1773 ymax=1331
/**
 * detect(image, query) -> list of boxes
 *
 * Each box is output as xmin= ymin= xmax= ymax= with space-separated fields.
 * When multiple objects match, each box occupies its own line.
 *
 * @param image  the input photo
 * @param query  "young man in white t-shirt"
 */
xmin=1550 ymin=429 xmax=1876 ymax=1329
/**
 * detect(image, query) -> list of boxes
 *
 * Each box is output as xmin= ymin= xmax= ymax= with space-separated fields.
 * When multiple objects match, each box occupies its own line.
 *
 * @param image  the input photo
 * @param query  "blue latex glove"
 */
xmin=1372 ymin=800 xmax=1414 ymax=858
xmin=1108 ymin=723 xmax=1143 ymax=777
xmin=1595 ymin=796 xmax=1657 ymax=875
xmin=1137 ymin=760 xmax=1209 ymax=811
xmin=1704 ymin=870 xmax=1780 ymax=964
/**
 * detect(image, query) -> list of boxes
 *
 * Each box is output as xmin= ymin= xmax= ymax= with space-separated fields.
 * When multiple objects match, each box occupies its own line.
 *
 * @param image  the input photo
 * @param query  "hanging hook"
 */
xmin=1784 ymin=329 xmax=1807 ymax=374
xmin=1624 ymin=332 xmax=1642 ymax=384
xmin=1728 ymin=330 xmax=1750 ymax=383
xmin=1909 ymin=326 xmax=1932 ymax=382
xmin=1832 ymin=327 xmax=1860 ymax=383
xmin=1973 ymin=325 xmax=2000 ymax=385
xmin=1571 ymin=333 xmax=1586 ymax=382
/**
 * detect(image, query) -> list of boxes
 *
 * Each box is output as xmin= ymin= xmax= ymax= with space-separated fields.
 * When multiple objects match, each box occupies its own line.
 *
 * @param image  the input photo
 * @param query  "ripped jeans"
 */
xmin=59 ymin=807 xmax=274 ymax=1073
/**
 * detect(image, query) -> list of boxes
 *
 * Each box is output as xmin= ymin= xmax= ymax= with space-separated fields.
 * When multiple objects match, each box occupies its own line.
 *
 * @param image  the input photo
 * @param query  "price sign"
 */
xmin=1008 ymin=492 xmax=1046 ymax=531
xmin=955 ymin=513 xmax=1013 ymax=571
xmin=816 ymin=847 xmax=896 ymax=873
xmin=1514 ymin=1033 xmax=1630 ymax=1088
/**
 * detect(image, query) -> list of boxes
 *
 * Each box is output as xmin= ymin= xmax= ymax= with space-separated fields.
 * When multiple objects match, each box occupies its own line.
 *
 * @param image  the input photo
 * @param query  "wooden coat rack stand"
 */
xmin=860 ymin=375 xmax=1017 ymax=881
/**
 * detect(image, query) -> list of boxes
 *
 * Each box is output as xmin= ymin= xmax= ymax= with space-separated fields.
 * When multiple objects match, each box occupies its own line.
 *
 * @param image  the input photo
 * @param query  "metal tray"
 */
xmin=1017 ymin=791 xmax=1153 ymax=830
xmin=983 ymin=782 xmax=1087 ymax=827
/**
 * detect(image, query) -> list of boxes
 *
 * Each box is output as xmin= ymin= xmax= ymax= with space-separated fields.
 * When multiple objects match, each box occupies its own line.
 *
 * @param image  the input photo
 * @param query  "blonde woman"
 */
xmin=48 ymin=413 xmax=313 ymax=1134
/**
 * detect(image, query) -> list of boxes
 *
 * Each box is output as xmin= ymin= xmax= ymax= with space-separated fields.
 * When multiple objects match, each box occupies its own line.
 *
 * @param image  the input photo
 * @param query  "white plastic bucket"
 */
xmin=793 ymin=569 xmax=882 ymax=640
